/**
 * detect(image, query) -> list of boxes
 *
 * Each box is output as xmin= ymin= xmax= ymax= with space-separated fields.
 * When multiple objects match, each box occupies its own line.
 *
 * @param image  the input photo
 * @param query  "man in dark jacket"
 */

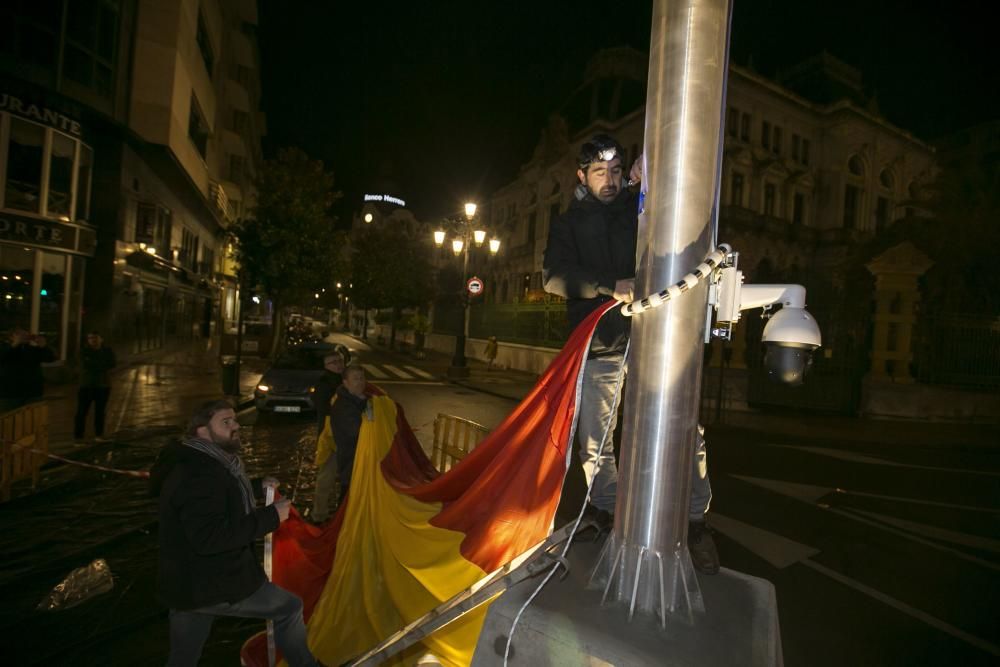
xmin=542 ymin=134 xmax=719 ymax=574
xmin=150 ymin=399 xmax=318 ymax=666
xmin=74 ymin=331 xmax=116 ymax=442
xmin=311 ymin=349 xmax=346 ymax=522
xmin=0 ymin=328 xmax=56 ymax=411
xmin=331 ymin=365 xmax=369 ymax=503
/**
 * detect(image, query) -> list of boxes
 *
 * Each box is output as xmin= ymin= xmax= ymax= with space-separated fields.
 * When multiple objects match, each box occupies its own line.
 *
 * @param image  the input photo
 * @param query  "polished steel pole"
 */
xmin=591 ymin=0 xmax=732 ymax=624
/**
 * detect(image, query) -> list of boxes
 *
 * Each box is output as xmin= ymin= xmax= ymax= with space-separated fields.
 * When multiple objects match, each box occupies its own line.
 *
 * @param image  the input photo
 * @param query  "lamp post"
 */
xmin=433 ymin=202 xmax=500 ymax=377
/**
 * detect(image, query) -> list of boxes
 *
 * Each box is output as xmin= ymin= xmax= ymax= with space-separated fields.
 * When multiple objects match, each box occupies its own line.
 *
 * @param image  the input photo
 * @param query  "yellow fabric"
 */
xmin=314 ymin=396 xmax=339 ymax=467
xmin=306 ymin=395 xmax=489 ymax=667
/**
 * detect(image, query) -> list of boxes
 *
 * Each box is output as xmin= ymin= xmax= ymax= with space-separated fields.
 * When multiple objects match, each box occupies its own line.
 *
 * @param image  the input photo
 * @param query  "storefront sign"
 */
xmin=0 ymin=92 xmax=82 ymax=137
xmin=0 ymin=212 xmax=96 ymax=256
xmin=363 ymin=193 xmax=406 ymax=207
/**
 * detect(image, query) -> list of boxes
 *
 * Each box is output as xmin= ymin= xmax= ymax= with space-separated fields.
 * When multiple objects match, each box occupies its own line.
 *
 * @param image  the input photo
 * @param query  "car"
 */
xmin=253 ymin=342 xmax=351 ymax=414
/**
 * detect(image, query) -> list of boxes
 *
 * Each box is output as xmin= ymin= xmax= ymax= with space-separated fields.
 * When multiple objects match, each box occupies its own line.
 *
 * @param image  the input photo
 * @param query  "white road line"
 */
xmin=403 ymin=365 xmax=435 ymax=379
xmin=375 ymin=380 xmax=443 ymax=386
xmin=362 ymin=364 xmax=388 ymax=379
xmin=766 ymin=444 xmax=1000 ymax=478
xmin=383 ymin=365 xmax=414 ymax=379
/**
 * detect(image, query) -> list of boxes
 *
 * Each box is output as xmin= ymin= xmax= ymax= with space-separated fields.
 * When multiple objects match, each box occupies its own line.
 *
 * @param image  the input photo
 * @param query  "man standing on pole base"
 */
xmin=150 ymin=400 xmax=319 ymax=666
xmin=543 ymin=133 xmax=719 ymax=574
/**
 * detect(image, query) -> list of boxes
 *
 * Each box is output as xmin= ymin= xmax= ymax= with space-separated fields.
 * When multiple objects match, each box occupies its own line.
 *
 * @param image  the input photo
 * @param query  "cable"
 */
xmin=620 ymin=243 xmax=731 ymax=317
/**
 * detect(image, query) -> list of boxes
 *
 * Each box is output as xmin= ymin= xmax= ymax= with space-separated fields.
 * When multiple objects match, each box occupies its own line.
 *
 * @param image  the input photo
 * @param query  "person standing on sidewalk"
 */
xmin=150 ymin=399 xmax=319 ymax=667
xmin=74 ymin=331 xmax=116 ymax=443
xmin=0 ymin=328 xmax=56 ymax=412
xmin=311 ymin=349 xmax=346 ymax=523
xmin=542 ymin=134 xmax=719 ymax=574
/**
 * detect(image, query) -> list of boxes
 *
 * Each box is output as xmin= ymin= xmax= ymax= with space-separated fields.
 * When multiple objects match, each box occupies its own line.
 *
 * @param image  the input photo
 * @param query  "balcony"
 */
xmin=209 ymin=181 xmax=235 ymax=224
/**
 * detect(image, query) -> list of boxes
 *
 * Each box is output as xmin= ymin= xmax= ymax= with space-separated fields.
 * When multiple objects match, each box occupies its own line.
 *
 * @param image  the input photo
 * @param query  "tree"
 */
xmin=350 ymin=224 xmax=435 ymax=348
xmin=232 ymin=148 xmax=346 ymax=356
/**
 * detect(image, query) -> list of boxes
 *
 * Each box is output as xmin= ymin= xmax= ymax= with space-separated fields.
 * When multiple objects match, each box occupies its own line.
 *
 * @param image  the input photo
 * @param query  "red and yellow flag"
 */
xmin=242 ymin=302 xmax=614 ymax=666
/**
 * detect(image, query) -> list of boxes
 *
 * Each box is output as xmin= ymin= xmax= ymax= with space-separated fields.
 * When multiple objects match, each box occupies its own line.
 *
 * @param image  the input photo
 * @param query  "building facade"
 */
xmin=0 ymin=0 xmax=264 ymax=368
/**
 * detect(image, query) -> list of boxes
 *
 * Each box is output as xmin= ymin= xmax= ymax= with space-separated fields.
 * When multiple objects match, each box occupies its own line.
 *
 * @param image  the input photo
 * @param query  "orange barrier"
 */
xmin=1 ymin=402 xmax=48 ymax=502
xmin=431 ymin=413 xmax=488 ymax=473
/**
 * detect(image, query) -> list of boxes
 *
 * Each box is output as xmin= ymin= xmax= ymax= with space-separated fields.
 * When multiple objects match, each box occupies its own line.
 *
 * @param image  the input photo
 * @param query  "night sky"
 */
xmin=259 ymin=0 xmax=997 ymax=223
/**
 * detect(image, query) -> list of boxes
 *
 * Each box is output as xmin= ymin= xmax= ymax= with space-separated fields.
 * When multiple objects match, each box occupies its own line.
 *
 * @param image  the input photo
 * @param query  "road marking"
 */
xmin=766 ymin=444 xmax=1000 ymax=478
xmin=734 ymin=474 xmax=1000 ymax=513
xmin=712 ymin=512 xmax=1000 ymax=657
xmin=848 ymin=508 xmax=1000 ymax=554
xmin=403 ymin=365 xmax=435 ymax=379
xmin=375 ymin=380 xmax=444 ymax=386
xmin=383 ymin=365 xmax=414 ymax=379
xmin=362 ymin=364 xmax=388 ymax=379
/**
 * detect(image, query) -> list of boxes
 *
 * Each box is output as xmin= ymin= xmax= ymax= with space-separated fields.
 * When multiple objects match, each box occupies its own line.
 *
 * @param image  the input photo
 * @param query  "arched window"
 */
xmin=879 ymin=169 xmax=894 ymax=190
xmin=847 ymin=155 xmax=865 ymax=177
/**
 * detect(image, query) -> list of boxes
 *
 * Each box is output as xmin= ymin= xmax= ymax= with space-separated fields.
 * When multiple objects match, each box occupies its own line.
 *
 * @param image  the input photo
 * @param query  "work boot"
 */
xmin=581 ymin=504 xmax=613 ymax=536
xmin=688 ymin=519 xmax=720 ymax=575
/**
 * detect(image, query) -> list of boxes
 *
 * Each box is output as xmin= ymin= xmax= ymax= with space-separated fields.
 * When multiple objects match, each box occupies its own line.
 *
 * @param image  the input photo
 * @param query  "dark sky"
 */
xmin=259 ymin=1 xmax=997 ymax=223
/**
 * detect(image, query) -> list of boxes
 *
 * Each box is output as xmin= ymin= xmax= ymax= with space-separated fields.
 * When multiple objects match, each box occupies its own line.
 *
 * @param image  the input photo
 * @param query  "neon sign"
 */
xmin=364 ymin=194 xmax=406 ymax=207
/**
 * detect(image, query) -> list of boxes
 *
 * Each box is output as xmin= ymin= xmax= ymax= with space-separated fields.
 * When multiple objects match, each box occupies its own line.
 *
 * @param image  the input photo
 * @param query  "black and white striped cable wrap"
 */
xmin=620 ymin=243 xmax=732 ymax=317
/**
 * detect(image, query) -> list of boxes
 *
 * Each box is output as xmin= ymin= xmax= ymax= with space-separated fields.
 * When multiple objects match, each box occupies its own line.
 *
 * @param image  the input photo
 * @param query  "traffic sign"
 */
xmin=466 ymin=276 xmax=484 ymax=295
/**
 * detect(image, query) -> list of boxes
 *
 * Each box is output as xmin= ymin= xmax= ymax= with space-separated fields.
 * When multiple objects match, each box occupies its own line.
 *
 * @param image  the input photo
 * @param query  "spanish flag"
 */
xmin=242 ymin=302 xmax=614 ymax=666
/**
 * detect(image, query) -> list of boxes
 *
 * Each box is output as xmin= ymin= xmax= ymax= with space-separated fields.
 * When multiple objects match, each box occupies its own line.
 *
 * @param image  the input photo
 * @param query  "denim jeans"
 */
xmin=577 ymin=354 xmax=712 ymax=519
xmin=166 ymin=582 xmax=317 ymax=667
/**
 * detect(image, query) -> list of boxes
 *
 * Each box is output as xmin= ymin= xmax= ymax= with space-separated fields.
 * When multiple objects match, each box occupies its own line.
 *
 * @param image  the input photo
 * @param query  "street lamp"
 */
xmin=432 ymin=201 xmax=501 ymax=377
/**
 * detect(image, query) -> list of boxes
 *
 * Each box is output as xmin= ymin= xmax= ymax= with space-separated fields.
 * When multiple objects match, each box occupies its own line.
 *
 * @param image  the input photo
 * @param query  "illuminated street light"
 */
xmin=464 ymin=202 xmax=477 ymax=218
xmin=489 ymin=238 xmax=501 ymax=255
xmin=434 ymin=230 xmax=446 ymax=247
xmin=336 ymin=282 xmax=342 ymax=289
xmin=452 ymin=239 xmax=464 ymax=256
xmin=473 ymin=229 xmax=486 ymax=246
xmin=364 ymin=213 xmax=373 ymax=223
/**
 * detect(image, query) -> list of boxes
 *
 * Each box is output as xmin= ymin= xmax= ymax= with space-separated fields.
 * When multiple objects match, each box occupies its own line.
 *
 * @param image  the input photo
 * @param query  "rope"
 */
xmin=29 ymin=448 xmax=151 ymax=479
xmin=620 ymin=243 xmax=731 ymax=317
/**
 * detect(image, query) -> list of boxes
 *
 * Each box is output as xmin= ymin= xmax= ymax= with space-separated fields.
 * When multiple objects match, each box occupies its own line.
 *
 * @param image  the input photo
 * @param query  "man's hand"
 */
xmin=628 ymin=153 xmax=643 ymax=185
xmin=613 ymin=278 xmax=635 ymax=303
xmin=261 ymin=476 xmax=279 ymax=490
xmin=273 ymin=498 xmax=291 ymax=522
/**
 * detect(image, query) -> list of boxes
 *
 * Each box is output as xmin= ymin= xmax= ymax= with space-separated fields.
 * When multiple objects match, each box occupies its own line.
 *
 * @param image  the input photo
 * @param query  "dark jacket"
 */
xmin=542 ymin=189 xmax=638 ymax=357
xmin=79 ymin=345 xmax=116 ymax=388
xmin=331 ymin=385 xmax=367 ymax=488
xmin=0 ymin=342 xmax=56 ymax=400
xmin=149 ymin=441 xmax=279 ymax=610
xmin=313 ymin=370 xmax=342 ymax=429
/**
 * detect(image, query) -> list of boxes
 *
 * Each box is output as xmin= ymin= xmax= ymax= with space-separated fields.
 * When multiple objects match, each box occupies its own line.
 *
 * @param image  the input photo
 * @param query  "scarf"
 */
xmin=181 ymin=436 xmax=256 ymax=514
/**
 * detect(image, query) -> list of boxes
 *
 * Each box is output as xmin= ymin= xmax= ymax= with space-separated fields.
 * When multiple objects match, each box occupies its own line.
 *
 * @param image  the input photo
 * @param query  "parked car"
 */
xmin=254 ymin=342 xmax=350 ymax=414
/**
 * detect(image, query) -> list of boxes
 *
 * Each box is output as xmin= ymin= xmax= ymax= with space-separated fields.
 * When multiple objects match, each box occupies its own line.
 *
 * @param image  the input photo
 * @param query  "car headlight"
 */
xmin=256 ymin=384 xmax=270 ymax=393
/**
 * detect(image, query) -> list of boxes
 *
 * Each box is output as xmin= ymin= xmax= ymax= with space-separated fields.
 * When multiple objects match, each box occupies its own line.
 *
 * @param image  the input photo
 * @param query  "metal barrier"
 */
xmin=1 ymin=402 xmax=48 ymax=502
xmin=431 ymin=413 xmax=488 ymax=473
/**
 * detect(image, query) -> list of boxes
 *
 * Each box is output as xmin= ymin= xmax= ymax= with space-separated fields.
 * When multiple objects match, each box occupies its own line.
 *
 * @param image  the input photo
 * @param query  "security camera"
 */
xmin=712 ymin=267 xmax=821 ymax=386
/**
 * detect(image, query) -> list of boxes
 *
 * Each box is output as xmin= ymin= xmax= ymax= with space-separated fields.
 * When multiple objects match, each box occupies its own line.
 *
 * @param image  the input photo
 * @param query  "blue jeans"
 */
xmin=166 ymin=582 xmax=317 ymax=667
xmin=578 ymin=354 xmax=712 ymax=519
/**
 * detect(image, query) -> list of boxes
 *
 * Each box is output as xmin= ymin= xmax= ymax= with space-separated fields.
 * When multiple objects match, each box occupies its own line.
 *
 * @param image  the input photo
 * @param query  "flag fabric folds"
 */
xmin=242 ymin=302 xmax=615 ymax=666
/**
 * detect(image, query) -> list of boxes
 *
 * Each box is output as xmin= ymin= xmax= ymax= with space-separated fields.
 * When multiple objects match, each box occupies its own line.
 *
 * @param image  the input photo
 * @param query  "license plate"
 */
xmin=274 ymin=406 xmax=301 ymax=413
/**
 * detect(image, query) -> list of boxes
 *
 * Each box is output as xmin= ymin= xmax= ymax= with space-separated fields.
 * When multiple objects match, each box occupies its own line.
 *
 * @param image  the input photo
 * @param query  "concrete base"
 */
xmin=472 ymin=536 xmax=782 ymax=667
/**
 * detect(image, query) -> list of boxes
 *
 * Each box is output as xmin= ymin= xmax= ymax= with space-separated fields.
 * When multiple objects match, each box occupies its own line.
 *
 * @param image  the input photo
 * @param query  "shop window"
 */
xmin=4 ymin=118 xmax=45 ymax=213
xmin=47 ymin=132 xmax=75 ymax=219
xmin=0 ymin=246 xmax=36 ymax=333
xmin=76 ymin=145 xmax=93 ymax=221
xmin=39 ymin=252 xmax=65 ymax=349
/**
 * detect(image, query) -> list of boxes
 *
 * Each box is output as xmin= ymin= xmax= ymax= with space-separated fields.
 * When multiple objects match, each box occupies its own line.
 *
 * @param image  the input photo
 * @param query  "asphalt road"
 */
xmin=2 ymin=339 xmax=997 ymax=665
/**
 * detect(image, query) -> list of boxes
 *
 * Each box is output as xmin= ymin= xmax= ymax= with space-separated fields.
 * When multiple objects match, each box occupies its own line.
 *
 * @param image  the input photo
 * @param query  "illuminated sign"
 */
xmin=0 ymin=92 xmax=82 ymax=136
xmin=364 ymin=194 xmax=406 ymax=207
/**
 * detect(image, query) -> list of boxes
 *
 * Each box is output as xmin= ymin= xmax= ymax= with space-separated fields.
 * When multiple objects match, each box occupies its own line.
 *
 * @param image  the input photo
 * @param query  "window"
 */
xmin=527 ymin=211 xmax=537 ymax=244
xmin=848 ymin=155 xmax=865 ymax=177
xmin=879 ymin=169 xmax=894 ymax=190
xmin=727 ymin=108 xmax=739 ymax=138
xmin=761 ymin=121 xmax=771 ymax=150
xmin=196 ymin=11 xmax=214 ymax=76
xmin=47 ymin=132 xmax=75 ymax=218
xmin=64 ymin=0 xmax=119 ymax=97
xmin=792 ymin=134 xmax=800 ymax=161
xmin=188 ymin=97 xmax=210 ymax=159
xmin=801 ymin=139 xmax=810 ymax=166
xmin=76 ymin=145 xmax=93 ymax=220
xmin=772 ymin=126 xmax=782 ymax=155
xmin=843 ymin=185 xmax=860 ymax=229
xmin=730 ymin=172 xmax=744 ymax=207
xmin=4 ymin=118 xmax=45 ymax=213
xmin=180 ymin=227 xmax=198 ymax=270
xmin=793 ymin=193 xmax=805 ymax=224
xmin=763 ymin=183 xmax=776 ymax=216
xmin=875 ymin=196 xmax=890 ymax=233
xmin=2 ymin=1 xmax=60 ymax=69
xmin=135 ymin=203 xmax=157 ymax=244
xmin=740 ymin=113 xmax=751 ymax=142
xmin=0 ymin=246 xmax=36 ymax=332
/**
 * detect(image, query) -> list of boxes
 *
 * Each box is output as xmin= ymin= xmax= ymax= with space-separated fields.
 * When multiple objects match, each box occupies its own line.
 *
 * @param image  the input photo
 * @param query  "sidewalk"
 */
xmin=356 ymin=333 xmax=999 ymax=450
xmin=43 ymin=338 xmax=269 ymax=456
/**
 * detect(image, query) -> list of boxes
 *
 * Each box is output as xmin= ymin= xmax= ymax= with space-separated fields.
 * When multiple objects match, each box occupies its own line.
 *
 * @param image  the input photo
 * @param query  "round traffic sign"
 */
xmin=467 ymin=276 xmax=484 ymax=295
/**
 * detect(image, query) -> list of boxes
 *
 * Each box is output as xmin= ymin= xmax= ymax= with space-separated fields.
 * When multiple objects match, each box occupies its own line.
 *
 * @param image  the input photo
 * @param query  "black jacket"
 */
xmin=543 ymin=189 xmax=638 ymax=357
xmin=313 ymin=370 xmax=342 ymax=429
xmin=0 ymin=342 xmax=56 ymax=400
xmin=149 ymin=441 xmax=279 ymax=610
xmin=79 ymin=345 xmax=116 ymax=387
xmin=331 ymin=386 xmax=367 ymax=488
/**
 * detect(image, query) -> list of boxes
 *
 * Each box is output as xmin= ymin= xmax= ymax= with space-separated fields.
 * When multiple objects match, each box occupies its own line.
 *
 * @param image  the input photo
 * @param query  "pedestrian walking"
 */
xmin=74 ymin=331 xmax=116 ymax=443
xmin=484 ymin=336 xmax=498 ymax=371
xmin=0 ymin=328 xmax=56 ymax=412
xmin=149 ymin=399 xmax=319 ymax=666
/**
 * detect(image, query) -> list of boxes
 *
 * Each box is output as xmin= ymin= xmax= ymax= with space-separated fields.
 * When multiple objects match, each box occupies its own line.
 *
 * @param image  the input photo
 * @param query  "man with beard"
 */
xmin=311 ymin=348 xmax=346 ymax=523
xmin=542 ymin=134 xmax=719 ymax=574
xmin=150 ymin=400 xmax=319 ymax=666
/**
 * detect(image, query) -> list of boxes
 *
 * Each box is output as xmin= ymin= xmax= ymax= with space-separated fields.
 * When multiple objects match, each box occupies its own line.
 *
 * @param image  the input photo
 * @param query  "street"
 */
xmin=0 ymin=335 xmax=997 ymax=665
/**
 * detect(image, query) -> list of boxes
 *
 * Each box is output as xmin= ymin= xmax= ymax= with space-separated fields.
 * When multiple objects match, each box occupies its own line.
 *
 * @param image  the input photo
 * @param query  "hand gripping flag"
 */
xmin=242 ymin=301 xmax=616 ymax=666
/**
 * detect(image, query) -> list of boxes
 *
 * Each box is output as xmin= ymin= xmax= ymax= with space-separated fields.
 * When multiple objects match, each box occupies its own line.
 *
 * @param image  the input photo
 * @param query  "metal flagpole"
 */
xmin=264 ymin=483 xmax=277 ymax=667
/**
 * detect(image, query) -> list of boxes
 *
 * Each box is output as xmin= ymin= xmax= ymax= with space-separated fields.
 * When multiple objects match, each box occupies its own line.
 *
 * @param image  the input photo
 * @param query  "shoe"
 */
xmin=581 ymin=504 xmax=613 ymax=535
xmin=688 ymin=519 xmax=720 ymax=575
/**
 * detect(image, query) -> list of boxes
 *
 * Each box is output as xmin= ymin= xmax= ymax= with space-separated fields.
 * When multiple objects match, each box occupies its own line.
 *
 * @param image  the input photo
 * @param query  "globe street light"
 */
xmin=432 ymin=202 xmax=501 ymax=377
